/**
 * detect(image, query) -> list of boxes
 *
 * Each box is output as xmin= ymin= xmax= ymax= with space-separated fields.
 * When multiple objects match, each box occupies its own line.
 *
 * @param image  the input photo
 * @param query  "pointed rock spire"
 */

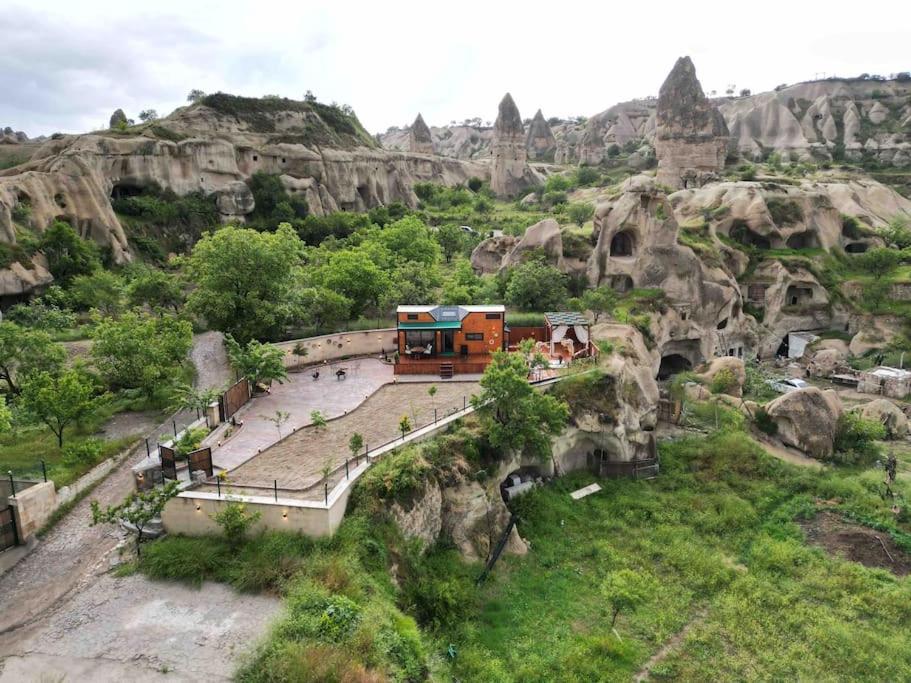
xmin=491 ymin=93 xmax=539 ymax=197
xmin=409 ymin=113 xmax=434 ymax=154
xmin=525 ymin=108 xmax=556 ymax=161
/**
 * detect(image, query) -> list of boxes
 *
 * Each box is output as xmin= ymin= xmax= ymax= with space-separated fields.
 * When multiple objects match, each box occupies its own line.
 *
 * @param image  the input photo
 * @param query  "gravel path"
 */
xmin=190 ymin=331 xmax=233 ymax=391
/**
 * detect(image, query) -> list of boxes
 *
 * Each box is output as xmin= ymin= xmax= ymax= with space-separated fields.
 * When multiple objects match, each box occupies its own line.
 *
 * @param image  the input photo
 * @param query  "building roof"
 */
xmin=544 ymin=311 xmax=590 ymax=327
xmin=397 ymin=304 xmax=505 ymax=322
xmin=864 ymin=366 xmax=911 ymax=379
xmin=398 ymin=321 xmax=462 ymax=330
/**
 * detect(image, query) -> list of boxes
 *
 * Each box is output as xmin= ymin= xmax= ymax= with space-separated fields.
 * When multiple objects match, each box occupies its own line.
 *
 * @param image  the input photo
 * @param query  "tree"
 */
xmin=224 ymin=335 xmax=288 ymax=389
xmin=138 ymin=109 xmax=159 ymax=122
xmin=349 ymin=432 xmax=364 ymax=459
xmin=428 ymin=385 xmax=437 ymax=411
xmin=68 ymin=270 xmax=125 ymax=316
xmin=185 ymin=223 xmax=303 ymax=342
xmin=399 ymin=414 xmax=412 ymax=439
xmin=170 ymin=382 xmax=220 ymax=423
xmin=436 ymin=224 xmax=464 ymax=263
xmin=128 ymin=268 xmax=185 ymax=314
xmin=91 ymin=312 xmax=193 ymax=397
xmin=0 ymin=322 xmax=66 ymax=396
xmin=292 ymin=342 xmax=309 ymax=368
xmin=858 ymin=247 xmax=901 ymax=279
xmin=311 ymin=410 xmax=327 ymax=432
xmin=471 ymin=350 xmax=569 ymax=458
xmin=91 ymin=481 xmax=180 ymax=558
xmin=212 ymin=500 xmax=261 ymax=548
xmin=39 ymin=221 xmax=100 ymax=284
xmin=567 ymin=202 xmax=594 ymax=227
xmin=265 ymin=410 xmax=290 ymax=438
xmin=293 ymin=286 xmax=352 ymax=332
xmin=569 ymin=286 xmax=618 ymax=323
xmin=318 ymin=248 xmax=390 ymax=317
xmin=504 ymin=257 xmax=569 ymax=311
xmin=0 ymin=396 xmax=11 ymax=433
xmin=739 ymin=88 xmax=751 ymax=97
xmin=601 ymin=569 xmax=655 ymax=629
xmin=19 ymin=368 xmax=105 ymax=447
xmin=373 ymin=216 xmax=441 ymax=266
xmin=187 ymin=89 xmax=206 ymax=103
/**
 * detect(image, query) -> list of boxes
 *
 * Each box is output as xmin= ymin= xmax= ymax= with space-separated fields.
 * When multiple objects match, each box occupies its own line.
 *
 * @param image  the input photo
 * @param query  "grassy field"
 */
xmin=135 ymin=423 xmax=911 ymax=681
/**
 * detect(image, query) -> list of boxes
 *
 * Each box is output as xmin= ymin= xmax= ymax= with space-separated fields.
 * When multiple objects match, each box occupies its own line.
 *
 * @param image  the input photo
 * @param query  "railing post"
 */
xmin=434 ymin=408 xmax=437 ymax=423
xmin=145 ymin=438 xmax=150 ymax=457
xmin=345 ymin=459 xmax=349 ymax=479
xmin=324 ymin=483 xmax=328 ymax=505
xmin=173 ymin=420 xmax=178 ymax=437
xmin=216 ymin=477 xmax=221 ymax=498
xmin=41 ymin=460 xmax=47 ymax=482
xmin=274 ymin=479 xmax=278 ymax=502
xmin=463 ymin=396 xmax=466 ymax=410
xmin=7 ymin=470 xmax=14 ymax=497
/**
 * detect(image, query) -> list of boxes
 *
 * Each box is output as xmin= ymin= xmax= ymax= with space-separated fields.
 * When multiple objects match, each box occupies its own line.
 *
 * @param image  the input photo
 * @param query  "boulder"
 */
xmin=215 ymin=180 xmax=255 ymax=219
xmin=441 ymin=477 xmax=526 ymax=561
xmin=849 ymin=399 xmax=909 ymax=439
xmin=765 ymin=387 xmax=843 ymax=458
xmin=501 ymin=218 xmax=563 ymax=269
xmin=697 ymin=356 xmax=746 ymax=396
xmin=805 ymin=346 xmax=846 ymax=378
xmin=470 ymin=234 xmax=518 ymax=274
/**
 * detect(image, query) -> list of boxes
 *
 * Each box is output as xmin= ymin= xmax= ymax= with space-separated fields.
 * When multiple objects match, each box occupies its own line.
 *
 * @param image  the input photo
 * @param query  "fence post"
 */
xmin=434 ymin=408 xmax=437 ymax=424
xmin=41 ymin=460 xmax=47 ymax=482
xmin=324 ymin=483 xmax=328 ymax=505
xmin=173 ymin=420 xmax=178 ymax=437
xmin=145 ymin=438 xmax=150 ymax=457
xmin=345 ymin=459 xmax=349 ymax=479
xmin=463 ymin=396 xmax=466 ymax=410
xmin=274 ymin=479 xmax=278 ymax=502
xmin=216 ymin=477 xmax=221 ymax=498
xmin=7 ymin=470 xmax=14 ymax=497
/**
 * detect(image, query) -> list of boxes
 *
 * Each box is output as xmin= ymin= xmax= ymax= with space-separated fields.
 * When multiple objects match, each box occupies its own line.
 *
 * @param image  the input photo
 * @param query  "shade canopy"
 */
xmin=398 ymin=321 xmax=462 ymax=330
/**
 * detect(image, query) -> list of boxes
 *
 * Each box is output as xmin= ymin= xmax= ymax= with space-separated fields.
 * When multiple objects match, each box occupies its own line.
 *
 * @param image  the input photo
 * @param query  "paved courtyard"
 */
xmin=209 ymin=358 xmax=393 ymax=470
xmin=219 ymin=381 xmax=480 ymax=496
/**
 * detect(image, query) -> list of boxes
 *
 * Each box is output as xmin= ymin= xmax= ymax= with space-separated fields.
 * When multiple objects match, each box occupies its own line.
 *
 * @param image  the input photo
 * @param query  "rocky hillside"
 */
xmin=0 ymin=94 xmax=487 ymax=297
xmin=382 ymin=76 xmax=911 ymax=168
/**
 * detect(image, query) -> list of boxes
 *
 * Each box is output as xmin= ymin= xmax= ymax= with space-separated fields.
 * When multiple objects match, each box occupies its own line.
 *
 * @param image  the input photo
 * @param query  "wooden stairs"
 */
xmin=439 ymin=362 xmax=454 ymax=379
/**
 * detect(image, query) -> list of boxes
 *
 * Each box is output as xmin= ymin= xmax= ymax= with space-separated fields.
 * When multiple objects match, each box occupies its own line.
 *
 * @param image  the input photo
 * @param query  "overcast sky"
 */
xmin=2 ymin=0 xmax=909 ymax=138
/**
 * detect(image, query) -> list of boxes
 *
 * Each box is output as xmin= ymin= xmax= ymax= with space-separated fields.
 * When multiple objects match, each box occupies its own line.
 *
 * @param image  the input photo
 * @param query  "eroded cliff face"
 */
xmin=0 ymin=100 xmax=488 ymax=296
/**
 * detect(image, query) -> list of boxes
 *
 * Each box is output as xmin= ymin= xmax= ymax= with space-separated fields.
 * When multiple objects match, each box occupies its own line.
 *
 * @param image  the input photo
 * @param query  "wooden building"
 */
xmin=395 ymin=305 xmax=506 ymax=377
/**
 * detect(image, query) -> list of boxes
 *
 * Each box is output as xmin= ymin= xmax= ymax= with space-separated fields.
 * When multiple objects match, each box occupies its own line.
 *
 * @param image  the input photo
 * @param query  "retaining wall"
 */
xmin=8 ymin=482 xmax=56 ymax=539
xmin=275 ymin=328 xmax=398 ymax=368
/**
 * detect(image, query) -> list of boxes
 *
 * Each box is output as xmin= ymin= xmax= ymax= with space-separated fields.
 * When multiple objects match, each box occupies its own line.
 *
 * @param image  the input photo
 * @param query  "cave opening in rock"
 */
xmin=609 ymin=274 xmax=634 ymax=293
xmin=110 ymin=183 xmax=144 ymax=201
xmin=657 ymin=354 xmax=692 ymax=380
xmin=785 ymin=285 xmax=814 ymax=306
xmin=500 ymin=467 xmax=546 ymax=503
xmin=730 ymin=221 xmax=771 ymax=249
xmin=786 ymin=232 xmax=817 ymax=249
xmin=356 ymin=184 xmax=370 ymax=206
xmin=717 ymin=317 xmax=728 ymax=330
xmin=845 ymin=242 xmax=868 ymax=254
xmin=610 ymin=230 xmax=635 ymax=257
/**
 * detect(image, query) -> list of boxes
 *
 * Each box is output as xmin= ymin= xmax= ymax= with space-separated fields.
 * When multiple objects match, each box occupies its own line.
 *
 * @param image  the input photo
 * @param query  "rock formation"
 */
xmin=765 ymin=386 xmax=843 ymax=458
xmin=849 ymin=399 xmax=909 ymax=439
xmin=525 ymin=109 xmax=556 ymax=161
xmin=470 ymin=217 xmax=564 ymax=273
xmin=408 ymin=113 xmax=434 ymax=155
xmin=655 ymin=56 xmax=729 ymax=189
xmin=490 ymin=93 xmax=539 ymax=197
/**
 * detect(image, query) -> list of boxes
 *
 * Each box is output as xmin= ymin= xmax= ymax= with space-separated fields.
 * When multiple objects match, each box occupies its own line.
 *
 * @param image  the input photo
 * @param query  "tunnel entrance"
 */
xmin=657 ymin=354 xmax=692 ymax=380
xmin=786 ymin=232 xmax=817 ymax=249
xmin=730 ymin=221 xmax=771 ymax=249
xmin=845 ymin=242 xmax=868 ymax=254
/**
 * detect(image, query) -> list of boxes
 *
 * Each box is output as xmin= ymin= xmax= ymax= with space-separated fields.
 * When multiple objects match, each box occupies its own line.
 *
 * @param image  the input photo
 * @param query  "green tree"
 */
xmin=68 ymin=270 xmax=125 ymax=315
xmin=349 ymin=432 xmax=364 ymax=459
xmin=569 ymin=286 xmax=617 ymax=323
xmin=293 ymin=286 xmax=352 ymax=332
xmin=138 ymin=109 xmax=158 ymax=122
xmin=601 ymin=568 xmax=656 ymax=629
xmin=399 ymin=414 xmax=412 ymax=438
xmin=318 ymin=248 xmax=390 ymax=317
xmin=225 ymin=335 xmax=288 ymax=389
xmin=311 ymin=410 xmax=328 ymax=432
xmin=91 ymin=481 xmax=180 ymax=558
xmin=19 ymin=368 xmax=105 ymax=447
xmin=91 ymin=312 xmax=193 ymax=397
xmin=39 ymin=221 xmax=100 ymax=284
xmin=858 ymin=247 xmax=901 ymax=279
xmin=0 ymin=396 xmax=11 ymax=433
xmin=471 ymin=350 xmax=569 ymax=458
xmin=373 ymin=216 xmax=441 ymax=266
xmin=436 ymin=224 xmax=464 ymax=263
xmin=265 ymin=410 xmax=290 ymax=438
xmin=185 ymin=223 xmax=303 ymax=342
xmin=566 ymin=202 xmax=595 ymax=227
xmin=504 ymin=257 xmax=569 ymax=311
xmin=212 ymin=501 xmax=261 ymax=548
xmin=0 ymin=322 xmax=66 ymax=396
xmin=170 ymin=383 xmax=220 ymax=421
xmin=128 ymin=268 xmax=185 ymax=314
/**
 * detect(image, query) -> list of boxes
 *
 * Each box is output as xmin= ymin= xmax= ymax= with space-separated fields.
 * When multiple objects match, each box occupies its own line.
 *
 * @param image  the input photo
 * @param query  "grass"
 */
xmin=135 ymin=418 xmax=911 ymax=681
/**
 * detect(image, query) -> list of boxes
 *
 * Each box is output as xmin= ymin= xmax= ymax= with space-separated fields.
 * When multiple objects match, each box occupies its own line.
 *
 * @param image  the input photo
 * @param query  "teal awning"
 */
xmin=398 ymin=321 xmax=462 ymax=330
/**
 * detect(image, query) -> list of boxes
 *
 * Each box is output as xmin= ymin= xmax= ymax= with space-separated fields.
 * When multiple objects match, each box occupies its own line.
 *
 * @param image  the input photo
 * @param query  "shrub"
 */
xmin=213 ymin=501 xmax=262 ymax=548
xmin=833 ymin=412 xmax=885 ymax=463
xmin=172 ymin=425 xmax=209 ymax=457
xmin=766 ymin=197 xmax=803 ymax=226
xmin=754 ymin=407 xmax=778 ymax=435
xmin=709 ymin=368 xmax=738 ymax=395
xmin=544 ymin=174 xmax=572 ymax=193
xmin=467 ymin=176 xmax=483 ymax=192
xmin=739 ymin=164 xmax=756 ymax=181
xmin=566 ymin=202 xmax=595 ymax=227
xmin=573 ymin=166 xmax=601 ymax=186
xmin=607 ymin=144 xmax=621 ymax=158
xmin=62 ymin=438 xmax=104 ymax=468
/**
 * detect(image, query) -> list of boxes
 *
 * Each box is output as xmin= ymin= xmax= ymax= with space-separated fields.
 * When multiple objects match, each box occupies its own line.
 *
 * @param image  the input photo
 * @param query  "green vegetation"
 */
xmin=225 ymin=335 xmax=288 ymax=388
xmin=503 ymin=255 xmax=569 ymax=311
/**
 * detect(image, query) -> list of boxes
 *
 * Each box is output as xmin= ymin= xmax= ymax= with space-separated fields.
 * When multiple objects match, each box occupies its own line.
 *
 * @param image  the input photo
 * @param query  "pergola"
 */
xmin=544 ymin=311 xmax=592 ymax=359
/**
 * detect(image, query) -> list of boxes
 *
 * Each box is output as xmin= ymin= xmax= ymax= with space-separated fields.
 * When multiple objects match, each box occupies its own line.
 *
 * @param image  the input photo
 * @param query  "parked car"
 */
xmin=459 ymin=225 xmax=477 ymax=234
xmin=766 ymin=377 xmax=810 ymax=394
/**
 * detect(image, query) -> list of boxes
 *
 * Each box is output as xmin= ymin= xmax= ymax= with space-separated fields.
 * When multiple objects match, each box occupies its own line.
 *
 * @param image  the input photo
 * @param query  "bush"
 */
xmin=766 ymin=197 xmax=803 ymax=226
xmin=738 ymin=164 xmax=756 ymax=181
xmin=62 ymin=438 xmax=104 ymax=468
xmin=573 ymin=166 xmax=601 ymax=186
xmin=607 ymin=144 xmax=621 ymax=158
xmin=213 ymin=501 xmax=262 ymax=548
xmin=544 ymin=174 xmax=572 ymax=193
xmin=467 ymin=176 xmax=483 ymax=192
xmin=566 ymin=202 xmax=594 ymax=227
xmin=754 ymin=407 xmax=778 ymax=435
xmin=709 ymin=368 xmax=738 ymax=395
xmin=172 ymin=425 xmax=209 ymax=457
xmin=833 ymin=412 xmax=885 ymax=463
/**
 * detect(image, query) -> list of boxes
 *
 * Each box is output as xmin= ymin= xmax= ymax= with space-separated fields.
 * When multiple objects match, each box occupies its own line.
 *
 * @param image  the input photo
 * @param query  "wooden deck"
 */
xmin=394 ymin=354 xmax=491 ymax=376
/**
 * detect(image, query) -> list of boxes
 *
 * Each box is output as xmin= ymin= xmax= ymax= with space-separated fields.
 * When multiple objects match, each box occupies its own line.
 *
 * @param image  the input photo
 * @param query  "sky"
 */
xmin=2 ymin=0 xmax=910 ymax=138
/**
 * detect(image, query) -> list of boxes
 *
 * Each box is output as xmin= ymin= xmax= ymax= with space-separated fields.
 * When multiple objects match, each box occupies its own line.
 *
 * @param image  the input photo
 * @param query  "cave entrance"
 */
xmin=657 ymin=354 xmax=692 ymax=380
xmin=730 ymin=221 xmax=771 ymax=249
xmin=845 ymin=242 xmax=868 ymax=254
xmin=785 ymin=285 xmax=814 ymax=306
xmin=786 ymin=232 xmax=817 ymax=249
xmin=500 ymin=467 xmax=545 ymax=503
xmin=610 ymin=230 xmax=635 ymax=257
xmin=609 ymin=274 xmax=634 ymax=293
xmin=110 ymin=183 xmax=144 ymax=201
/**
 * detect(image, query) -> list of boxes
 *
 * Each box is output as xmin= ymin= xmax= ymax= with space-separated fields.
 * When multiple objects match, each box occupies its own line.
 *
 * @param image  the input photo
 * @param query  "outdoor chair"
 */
xmin=312 ymin=370 xmax=320 ymax=381
xmin=424 ymin=344 xmax=433 ymax=355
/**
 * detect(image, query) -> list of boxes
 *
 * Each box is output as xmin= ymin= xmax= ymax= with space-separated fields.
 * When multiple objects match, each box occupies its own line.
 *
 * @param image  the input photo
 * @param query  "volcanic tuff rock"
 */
xmin=766 ymin=386 xmax=843 ymax=458
xmin=408 ymin=113 xmax=434 ymax=155
xmin=525 ymin=109 xmax=556 ymax=161
xmin=470 ymin=217 xmax=564 ymax=273
xmin=490 ymin=93 xmax=540 ymax=197
xmin=849 ymin=399 xmax=909 ymax=439
xmin=0 ymin=95 xmax=487 ymax=296
xmin=109 ymin=109 xmax=128 ymax=129
xmin=655 ymin=57 xmax=729 ymax=189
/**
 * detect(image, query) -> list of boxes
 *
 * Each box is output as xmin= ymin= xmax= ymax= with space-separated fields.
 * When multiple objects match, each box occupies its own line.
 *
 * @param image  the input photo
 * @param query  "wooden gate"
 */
xmin=187 ymin=447 xmax=213 ymax=479
xmin=160 ymin=444 xmax=178 ymax=481
xmin=0 ymin=506 xmax=18 ymax=551
xmin=221 ymin=378 xmax=251 ymax=421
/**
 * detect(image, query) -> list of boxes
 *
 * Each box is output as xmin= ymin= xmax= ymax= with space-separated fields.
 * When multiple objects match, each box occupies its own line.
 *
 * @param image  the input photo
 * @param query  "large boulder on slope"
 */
xmin=849 ymin=399 xmax=909 ymax=439
xmin=765 ymin=387 xmax=843 ymax=458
